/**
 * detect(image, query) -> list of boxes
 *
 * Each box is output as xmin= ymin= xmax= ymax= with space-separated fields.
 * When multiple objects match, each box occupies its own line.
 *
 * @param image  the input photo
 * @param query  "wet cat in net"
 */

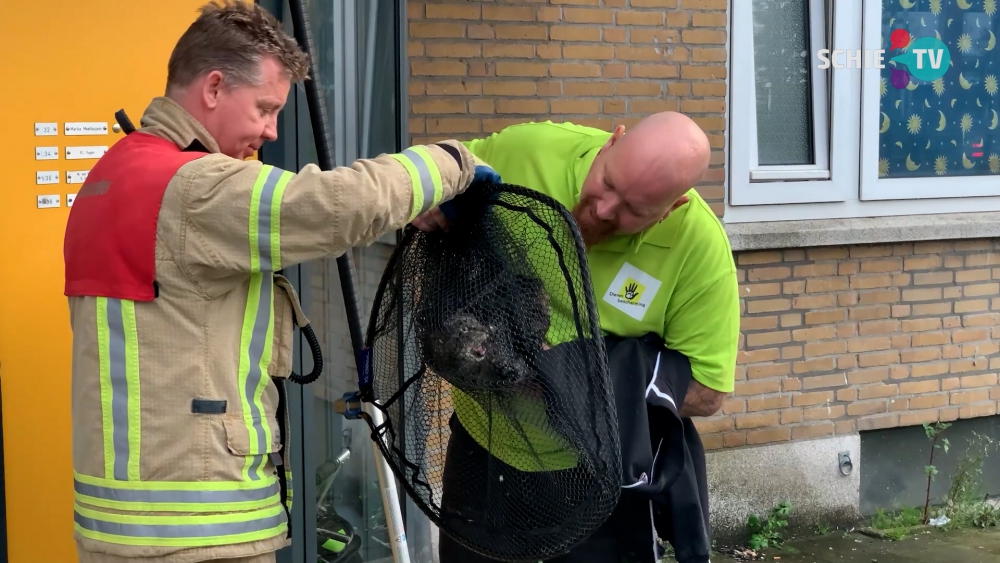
xmin=415 ymin=258 xmax=552 ymax=393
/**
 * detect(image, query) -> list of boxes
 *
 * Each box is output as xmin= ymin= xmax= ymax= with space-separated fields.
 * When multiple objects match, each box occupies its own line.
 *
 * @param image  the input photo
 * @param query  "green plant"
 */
xmin=947 ymin=432 xmax=997 ymax=505
xmin=868 ymin=506 xmax=923 ymax=530
xmin=656 ymin=538 xmax=676 ymax=559
xmin=815 ymin=522 xmax=831 ymax=536
xmin=861 ymin=506 xmax=924 ymax=541
xmin=881 ymin=528 xmax=907 ymax=540
xmin=971 ymin=502 xmax=1000 ymax=528
xmin=747 ymin=501 xmax=792 ymax=550
xmin=938 ymin=431 xmax=1000 ymax=530
xmin=921 ymin=421 xmax=951 ymax=525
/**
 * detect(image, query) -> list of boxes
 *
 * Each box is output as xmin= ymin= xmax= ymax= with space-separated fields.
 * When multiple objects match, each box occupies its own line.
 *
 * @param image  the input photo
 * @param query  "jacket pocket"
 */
xmin=270 ymin=274 xmax=309 ymax=379
xmin=222 ymin=413 xmax=282 ymax=457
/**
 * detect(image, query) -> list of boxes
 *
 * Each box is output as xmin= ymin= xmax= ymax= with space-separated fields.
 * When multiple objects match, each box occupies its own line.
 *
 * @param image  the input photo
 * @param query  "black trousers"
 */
xmin=438 ymin=416 xmax=662 ymax=563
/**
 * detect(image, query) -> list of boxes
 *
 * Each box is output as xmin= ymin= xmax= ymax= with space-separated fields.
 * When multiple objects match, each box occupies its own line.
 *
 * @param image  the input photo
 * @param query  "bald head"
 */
xmin=574 ymin=111 xmax=712 ymax=246
xmin=609 ymin=112 xmax=712 ymax=207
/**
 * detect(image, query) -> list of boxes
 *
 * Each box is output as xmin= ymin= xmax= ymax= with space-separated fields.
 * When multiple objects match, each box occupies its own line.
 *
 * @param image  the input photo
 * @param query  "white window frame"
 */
xmin=859 ymin=0 xmax=1000 ymax=201
xmin=727 ymin=0 xmax=1000 ymax=224
xmin=746 ymin=0 xmax=830 ymax=182
xmin=729 ymin=0 xmax=859 ymax=206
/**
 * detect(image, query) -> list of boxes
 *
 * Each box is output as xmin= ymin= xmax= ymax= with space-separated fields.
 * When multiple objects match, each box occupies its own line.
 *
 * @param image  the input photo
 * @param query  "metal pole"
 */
xmin=361 ymin=0 xmax=378 ymax=158
xmin=366 ymin=402 xmax=410 ymax=563
xmin=286 ymin=1 xmax=410 ymax=562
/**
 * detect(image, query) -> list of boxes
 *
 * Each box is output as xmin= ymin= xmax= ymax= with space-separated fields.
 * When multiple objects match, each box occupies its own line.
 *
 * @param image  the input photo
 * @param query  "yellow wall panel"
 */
xmin=0 ymin=2 xmax=208 ymax=560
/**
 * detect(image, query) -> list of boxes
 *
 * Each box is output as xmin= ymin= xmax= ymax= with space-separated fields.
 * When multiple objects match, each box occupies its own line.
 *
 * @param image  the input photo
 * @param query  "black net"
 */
xmin=360 ymin=182 xmax=621 ymax=562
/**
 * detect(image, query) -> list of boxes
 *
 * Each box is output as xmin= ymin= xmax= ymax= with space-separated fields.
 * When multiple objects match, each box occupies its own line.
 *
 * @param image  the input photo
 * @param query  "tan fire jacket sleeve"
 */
xmin=172 ymin=140 xmax=477 ymax=287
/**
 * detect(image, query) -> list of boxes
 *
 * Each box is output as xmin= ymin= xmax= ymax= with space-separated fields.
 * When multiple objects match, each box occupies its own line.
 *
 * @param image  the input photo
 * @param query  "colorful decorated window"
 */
xmin=863 ymin=0 xmax=1000 ymax=200
xmin=729 ymin=0 xmax=1000 ymax=222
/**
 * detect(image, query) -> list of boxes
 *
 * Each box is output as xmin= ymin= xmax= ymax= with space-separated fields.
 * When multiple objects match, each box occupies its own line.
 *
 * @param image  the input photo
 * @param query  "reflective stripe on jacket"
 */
xmin=67 ymin=96 xmax=476 ymax=562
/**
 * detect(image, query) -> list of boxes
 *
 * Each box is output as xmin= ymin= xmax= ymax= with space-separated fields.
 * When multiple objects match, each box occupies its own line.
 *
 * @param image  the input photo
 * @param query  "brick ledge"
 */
xmin=725 ymin=212 xmax=1000 ymax=252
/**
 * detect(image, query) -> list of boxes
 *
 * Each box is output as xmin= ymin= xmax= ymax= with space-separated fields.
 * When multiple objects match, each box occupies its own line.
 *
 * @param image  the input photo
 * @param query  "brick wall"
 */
xmin=300 ymin=0 xmax=1000 ymax=470
xmin=694 ymin=240 xmax=1000 ymax=451
xmin=407 ymin=0 xmax=728 ymax=216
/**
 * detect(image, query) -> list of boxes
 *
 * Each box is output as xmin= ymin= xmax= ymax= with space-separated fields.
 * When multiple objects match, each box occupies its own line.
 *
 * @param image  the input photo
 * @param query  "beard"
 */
xmin=572 ymin=202 xmax=617 ymax=248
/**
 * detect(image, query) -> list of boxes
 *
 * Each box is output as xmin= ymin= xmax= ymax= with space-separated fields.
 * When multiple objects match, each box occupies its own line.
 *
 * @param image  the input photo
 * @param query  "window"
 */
xmin=748 ymin=0 xmax=828 ymax=175
xmin=860 ymin=0 xmax=1000 ymax=200
xmin=729 ymin=0 xmax=858 ymax=207
xmin=728 ymin=0 xmax=1000 ymax=222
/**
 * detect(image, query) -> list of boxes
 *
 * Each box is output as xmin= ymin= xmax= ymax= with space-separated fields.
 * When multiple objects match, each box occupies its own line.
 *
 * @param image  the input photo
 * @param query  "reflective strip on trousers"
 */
xmin=240 ymin=165 xmax=293 ymax=481
xmin=73 ymin=472 xmax=281 ymax=513
xmin=74 ymin=503 xmax=287 ymax=547
xmin=96 ymin=297 xmax=141 ymax=481
xmin=391 ymin=146 xmax=444 ymax=221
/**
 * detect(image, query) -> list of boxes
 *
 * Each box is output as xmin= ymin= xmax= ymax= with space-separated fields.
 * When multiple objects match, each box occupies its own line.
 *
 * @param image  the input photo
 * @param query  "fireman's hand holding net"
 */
xmin=413 ymin=161 xmax=500 ymax=233
xmin=362 ymin=181 xmax=621 ymax=562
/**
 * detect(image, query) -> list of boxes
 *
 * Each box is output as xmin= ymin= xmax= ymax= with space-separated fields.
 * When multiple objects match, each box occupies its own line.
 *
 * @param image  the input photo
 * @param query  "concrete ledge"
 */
xmin=725 ymin=211 xmax=1000 ymax=252
xmin=706 ymin=435 xmax=861 ymax=544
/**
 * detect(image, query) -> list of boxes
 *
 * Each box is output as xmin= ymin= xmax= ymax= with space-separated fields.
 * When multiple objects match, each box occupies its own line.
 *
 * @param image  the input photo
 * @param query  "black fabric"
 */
xmin=183 ymin=139 xmax=211 ymax=154
xmin=274 ymin=379 xmax=292 ymax=539
xmin=437 ymin=413 xmax=582 ymax=559
xmin=434 ymin=142 xmax=464 ymax=170
xmin=439 ymin=414 xmax=657 ymax=563
xmin=606 ymin=335 xmax=690 ymax=496
xmin=652 ymin=421 xmax=711 ymax=563
xmin=361 ymin=181 xmax=621 ymax=562
xmin=190 ymin=399 xmax=227 ymax=414
xmin=605 ymin=334 xmax=711 ymax=563
xmin=438 ymin=332 xmax=711 ymax=563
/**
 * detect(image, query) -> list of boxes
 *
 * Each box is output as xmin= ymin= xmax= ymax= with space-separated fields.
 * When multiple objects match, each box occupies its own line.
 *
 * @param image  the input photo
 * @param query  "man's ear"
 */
xmin=602 ymin=124 xmax=626 ymax=150
xmin=202 ymin=71 xmax=225 ymax=110
xmin=661 ymin=195 xmax=690 ymax=220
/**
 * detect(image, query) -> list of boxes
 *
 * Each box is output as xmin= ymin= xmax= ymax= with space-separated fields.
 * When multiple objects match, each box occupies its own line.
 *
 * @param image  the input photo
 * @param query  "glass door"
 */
xmin=258 ymin=0 xmax=416 ymax=561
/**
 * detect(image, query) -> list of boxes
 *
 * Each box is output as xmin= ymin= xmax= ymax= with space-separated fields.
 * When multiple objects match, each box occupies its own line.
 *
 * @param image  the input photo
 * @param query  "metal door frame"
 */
xmin=257 ymin=0 xmax=409 ymax=561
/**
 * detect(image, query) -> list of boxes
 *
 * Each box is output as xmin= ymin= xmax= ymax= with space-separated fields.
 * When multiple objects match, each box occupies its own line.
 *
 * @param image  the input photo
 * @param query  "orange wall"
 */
xmin=0 ymin=2 xmax=206 ymax=560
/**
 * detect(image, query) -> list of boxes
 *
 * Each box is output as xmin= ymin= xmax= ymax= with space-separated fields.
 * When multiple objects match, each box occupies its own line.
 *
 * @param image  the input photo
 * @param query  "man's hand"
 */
xmin=678 ymin=379 xmax=726 ymax=418
xmin=412 ymin=162 xmax=501 ymax=232
xmin=412 ymin=205 xmax=452 ymax=232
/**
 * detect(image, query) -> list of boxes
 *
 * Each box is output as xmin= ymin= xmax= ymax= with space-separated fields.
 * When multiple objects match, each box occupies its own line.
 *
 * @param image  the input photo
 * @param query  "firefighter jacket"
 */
xmin=63 ymin=96 xmax=479 ymax=562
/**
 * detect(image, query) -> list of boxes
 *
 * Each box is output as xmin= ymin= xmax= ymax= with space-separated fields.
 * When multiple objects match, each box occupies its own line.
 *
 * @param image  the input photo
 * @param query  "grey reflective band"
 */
xmin=401 ymin=148 xmax=437 ymax=215
xmin=249 ymin=164 xmax=291 ymax=273
xmin=98 ymin=297 xmax=140 ymax=482
xmin=245 ymin=272 xmax=271 ymax=480
xmin=74 ymin=479 xmax=280 ymax=504
xmin=74 ymin=511 xmax=286 ymax=539
xmin=239 ymin=165 xmax=289 ymax=481
xmin=107 ymin=298 xmax=130 ymax=481
xmin=257 ymin=166 xmax=282 ymax=272
xmin=391 ymin=147 xmax=444 ymax=222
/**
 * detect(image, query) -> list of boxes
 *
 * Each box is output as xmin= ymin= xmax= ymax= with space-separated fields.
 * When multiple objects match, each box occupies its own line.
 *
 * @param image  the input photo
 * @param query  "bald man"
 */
xmin=416 ymin=113 xmax=740 ymax=563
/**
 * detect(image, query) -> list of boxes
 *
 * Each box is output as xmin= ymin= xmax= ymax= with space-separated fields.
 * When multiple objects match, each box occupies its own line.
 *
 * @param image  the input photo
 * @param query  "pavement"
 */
xmin=708 ymin=527 xmax=1000 ymax=563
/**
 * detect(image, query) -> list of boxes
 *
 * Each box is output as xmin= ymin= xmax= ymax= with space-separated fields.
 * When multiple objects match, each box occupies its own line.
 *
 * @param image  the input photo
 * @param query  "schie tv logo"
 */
xmin=817 ymin=29 xmax=952 ymax=89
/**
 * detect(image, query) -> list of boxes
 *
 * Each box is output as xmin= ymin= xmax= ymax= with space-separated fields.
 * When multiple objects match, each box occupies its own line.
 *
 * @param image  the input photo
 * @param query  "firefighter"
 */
xmin=63 ymin=2 xmax=496 ymax=562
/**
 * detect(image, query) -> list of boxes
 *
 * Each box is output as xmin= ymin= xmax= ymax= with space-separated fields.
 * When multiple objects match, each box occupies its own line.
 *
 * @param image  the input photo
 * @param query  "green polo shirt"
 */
xmin=451 ymin=121 xmax=740 ymax=471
